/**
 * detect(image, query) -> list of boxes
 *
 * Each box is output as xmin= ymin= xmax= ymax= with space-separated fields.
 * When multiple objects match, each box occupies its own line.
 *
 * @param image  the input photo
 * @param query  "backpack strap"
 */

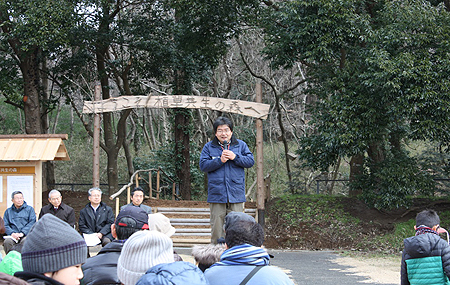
xmin=239 ymin=266 xmax=263 ymax=285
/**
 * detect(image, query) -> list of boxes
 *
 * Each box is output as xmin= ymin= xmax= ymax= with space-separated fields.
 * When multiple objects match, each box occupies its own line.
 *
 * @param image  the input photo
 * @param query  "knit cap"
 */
xmin=21 ymin=214 xmax=87 ymax=273
xmin=223 ymin=211 xmax=256 ymax=232
xmin=148 ymin=213 xmax=176 ymax=237
xmin=0 ymin=250 xmax=23 ymax=276
xmin=117 ymin=230 xmax=175 ymax=285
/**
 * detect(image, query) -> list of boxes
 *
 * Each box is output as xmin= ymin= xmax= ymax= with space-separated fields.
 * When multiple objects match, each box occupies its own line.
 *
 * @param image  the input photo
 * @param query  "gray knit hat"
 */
xmin=21 ymin=214 xmax=87 ymax=273
xmin=223 ymin=211 xmax=256 ymax=232
xmin=117 ymin=230 xmax=175 ymax=285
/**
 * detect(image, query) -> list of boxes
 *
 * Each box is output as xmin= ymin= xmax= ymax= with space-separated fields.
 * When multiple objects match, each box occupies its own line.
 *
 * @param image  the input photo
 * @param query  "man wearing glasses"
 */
xmin=200 ymin=116 xmax=255 ymax=244
xmin=39 ymin=189 xmax=76 ymax=227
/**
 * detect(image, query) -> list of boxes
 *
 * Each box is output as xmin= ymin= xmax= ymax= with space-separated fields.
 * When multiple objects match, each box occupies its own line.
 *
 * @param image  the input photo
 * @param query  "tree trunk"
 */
xmin=174 ymin=109 xmax=191 ymax=200
xmin=349 ymin=153 xmax=364 ymax=196
xmin=20 ymin=49 xmax=43 ymax=135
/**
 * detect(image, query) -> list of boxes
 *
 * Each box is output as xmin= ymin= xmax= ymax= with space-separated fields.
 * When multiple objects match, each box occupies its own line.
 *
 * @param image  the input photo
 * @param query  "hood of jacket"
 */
xmin=404 ymin=233 xmax=443 ymax=258
xmin=136 ymin=262 xmax=208 ymax=285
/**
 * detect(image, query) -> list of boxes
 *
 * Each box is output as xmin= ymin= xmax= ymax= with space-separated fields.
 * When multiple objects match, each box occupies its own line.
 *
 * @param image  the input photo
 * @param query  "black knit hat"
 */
xmin=21 ymin=214 xmax=87 ymax=273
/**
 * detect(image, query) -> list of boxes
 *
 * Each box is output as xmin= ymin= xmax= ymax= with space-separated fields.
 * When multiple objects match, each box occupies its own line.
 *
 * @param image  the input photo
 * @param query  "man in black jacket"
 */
xmin=78 ymin=187 xmax=115 ymax=247
xmin=38 ymin=189 xmax=76 ymax=227
xmin=80 ymin=206 xmax=149 ymax=285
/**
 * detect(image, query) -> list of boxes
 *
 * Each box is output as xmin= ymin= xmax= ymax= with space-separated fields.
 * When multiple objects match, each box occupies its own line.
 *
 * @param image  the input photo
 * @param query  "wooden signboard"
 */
xmin=83 ymin=95 xmax=270 ymax=120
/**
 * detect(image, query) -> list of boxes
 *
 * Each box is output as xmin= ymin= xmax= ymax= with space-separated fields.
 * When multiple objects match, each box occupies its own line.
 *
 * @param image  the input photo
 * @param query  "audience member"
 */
xmin=117 ymin=230 xmax=174 ymax=285
xmin=148 ymin=213 xmax=182 ymax=261
xmin=223 ymin=211 xmax=256 ymax=232
xmin=14 ymin=214 xmax=87 ymax=285
xmin=136 ymin=261 xmax=208 ymax=285
xmin=3 ymin=191 xmax=36 ymax=254
xmin=79 ymin=187 xmax=114 ymax=247
xmin=39 ymin=189 xmax=76 ymax=227
xmin=120 ymin=187 xmax=152 ymax=214
xmin=191 ymin=212 xmax=254 ymax=272
xmin=192 ymin=243 xmax=226 ymax=272
xmin=81 ymin=206 xmax=150 ymax=285
xmin=401 ymin=209 xmax=450 ymax=285
xmin=205 ymin=220 xmax=294 ymax=285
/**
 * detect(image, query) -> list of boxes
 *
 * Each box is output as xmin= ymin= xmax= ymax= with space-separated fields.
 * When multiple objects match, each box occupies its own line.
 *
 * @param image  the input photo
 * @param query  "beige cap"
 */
xmin=148 ymin=213 xmax=176 ymax=237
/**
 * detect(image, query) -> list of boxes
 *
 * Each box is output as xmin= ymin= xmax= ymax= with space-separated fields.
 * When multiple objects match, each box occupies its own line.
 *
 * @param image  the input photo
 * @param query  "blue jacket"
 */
xmin=136 ymin=261 xmax=208 ymax=285
xmin=4 ymin=202 xmax=36 ymax=236
xmin=401 ymin=233 xmax=450 ymax=285
xmin=199 ymin=136 xmax=254 ymax=203
xmin=205 ymin=264 xmax=293 ymax=285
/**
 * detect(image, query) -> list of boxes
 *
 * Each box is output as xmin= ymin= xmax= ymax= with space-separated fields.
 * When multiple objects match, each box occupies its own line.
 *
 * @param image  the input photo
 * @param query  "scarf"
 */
xmin=211 ymin=244 xmax=270 ymax=267
xmin=415 ymin=225 xmax=439 ymax=236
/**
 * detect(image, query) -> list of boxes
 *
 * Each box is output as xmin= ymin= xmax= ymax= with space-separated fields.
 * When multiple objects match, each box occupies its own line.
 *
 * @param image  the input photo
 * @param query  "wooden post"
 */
xmin=135 ymin=173 xmax=139 ymax=187
xmin=115 ymin=197 xmax=120 ymax=216
xmin=156 ymin=169 xmax=160 ymax=200
xmin=255 ymin=82 xmax=265 ymax=227
xmin=172 ymin=182 xmax=176 ymax=201
xmin=92 ymin=84 xmax=101 ymax=188
xmin=127 ymin=186 xmax=130 ymax=204
xmin=149 ymin=171 xmax=152 ymax=198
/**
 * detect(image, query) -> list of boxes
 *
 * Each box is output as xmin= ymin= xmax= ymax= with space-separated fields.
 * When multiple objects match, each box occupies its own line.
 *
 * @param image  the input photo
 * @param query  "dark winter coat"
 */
xmin=78 ymin=202 xmax=114 ymax=240
xmin=401 ymin=233 xmax=450 ymax=285
xmin=4 ymin=202 xmax=36 ymax=236
xmin=199 ymin=136 xmax=254 ymax=204
xmin=14 ymin=271 xmax=63 ymax=285
xmin=38 ymin=202 xmax=76 ymax=227
xmin=0 ymin=272 xmax=29 ymax=285
xmin=81 ymin=240 xmax=124 ymax=285
xmin=136 ymin=261 xmax=208 ymax=285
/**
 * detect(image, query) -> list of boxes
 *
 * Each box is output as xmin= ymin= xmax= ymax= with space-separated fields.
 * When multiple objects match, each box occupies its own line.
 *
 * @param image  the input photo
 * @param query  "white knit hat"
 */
xmin=117 ymin=230 xmax=174 ymax=285
xmin=148 ymin=213 xmax=176 ymax=237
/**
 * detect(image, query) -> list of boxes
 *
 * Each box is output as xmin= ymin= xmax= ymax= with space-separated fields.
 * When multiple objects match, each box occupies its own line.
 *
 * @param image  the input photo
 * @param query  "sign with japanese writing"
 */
xmin=83 ymin=95 xmax=270 ymax=119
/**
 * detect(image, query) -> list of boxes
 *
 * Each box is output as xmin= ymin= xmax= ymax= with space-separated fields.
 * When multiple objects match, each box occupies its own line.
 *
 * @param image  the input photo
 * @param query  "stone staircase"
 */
xmin=154 ymin=206 xmax=257 ymax=247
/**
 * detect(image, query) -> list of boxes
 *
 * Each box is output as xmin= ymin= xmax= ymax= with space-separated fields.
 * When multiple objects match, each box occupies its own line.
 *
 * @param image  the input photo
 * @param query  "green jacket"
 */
xmin=406 ymin=256 xmax=450 ymax=284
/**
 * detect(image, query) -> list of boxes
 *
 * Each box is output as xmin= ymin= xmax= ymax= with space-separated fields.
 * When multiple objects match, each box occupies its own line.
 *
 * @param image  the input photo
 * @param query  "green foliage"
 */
xmin=353 ymin=150 xmax=435 ymax=209
xmin=133 ymin=141 xmax=207 ymax=200
xmin=261 ymin=0 xmax=450 ymax=208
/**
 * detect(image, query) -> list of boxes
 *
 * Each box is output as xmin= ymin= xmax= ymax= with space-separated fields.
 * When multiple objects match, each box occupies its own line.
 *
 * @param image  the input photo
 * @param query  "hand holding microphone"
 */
xmin=221 ymin=140 xmax=236 ymax=162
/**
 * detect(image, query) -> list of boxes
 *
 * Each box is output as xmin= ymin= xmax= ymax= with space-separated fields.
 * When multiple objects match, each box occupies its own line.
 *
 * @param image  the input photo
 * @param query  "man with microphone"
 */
xmin=200 ymin=116 xmax=255 ymax=243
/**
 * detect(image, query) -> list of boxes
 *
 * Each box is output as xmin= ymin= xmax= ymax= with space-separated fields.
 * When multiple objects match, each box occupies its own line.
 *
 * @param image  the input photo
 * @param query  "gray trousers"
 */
xmin=210 ymin=202 xmax=244 ymax=244
xmin=3 ymin=237 xmax=26 ymax=255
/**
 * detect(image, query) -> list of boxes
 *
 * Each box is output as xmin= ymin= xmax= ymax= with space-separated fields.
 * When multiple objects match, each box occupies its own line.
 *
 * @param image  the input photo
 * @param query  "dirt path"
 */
xmin=332 ymin=255 xmax=400 ymax=284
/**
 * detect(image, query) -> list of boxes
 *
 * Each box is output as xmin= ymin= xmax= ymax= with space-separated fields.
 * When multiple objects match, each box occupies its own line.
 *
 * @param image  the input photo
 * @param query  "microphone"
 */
xmin=222 ymin=140 xmax=229 ymax=150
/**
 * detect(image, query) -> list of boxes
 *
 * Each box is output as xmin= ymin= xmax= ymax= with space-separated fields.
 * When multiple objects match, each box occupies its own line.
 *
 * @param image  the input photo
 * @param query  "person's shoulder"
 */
xmin=236 ymin=139 xmax=249 ymax=145
xmin=60 ymin=202 xmax=74 ymax=211
xmin=100 ymin=202 xmax=113 ymax=211
xmin=80 ymin=203 xmax=91 ymax=212
xmin=256 ymin=266 xmax=293 ymax=284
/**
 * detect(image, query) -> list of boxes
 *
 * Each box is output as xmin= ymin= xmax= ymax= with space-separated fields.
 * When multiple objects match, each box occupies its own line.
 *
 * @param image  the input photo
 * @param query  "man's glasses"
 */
xmin=216 ymin=128 xmax=231 ymax=134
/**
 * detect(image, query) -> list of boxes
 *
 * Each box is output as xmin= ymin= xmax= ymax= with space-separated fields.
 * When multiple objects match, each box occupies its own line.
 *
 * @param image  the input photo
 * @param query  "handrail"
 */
xmin=109 ymin=167 xmax=177 ymax=200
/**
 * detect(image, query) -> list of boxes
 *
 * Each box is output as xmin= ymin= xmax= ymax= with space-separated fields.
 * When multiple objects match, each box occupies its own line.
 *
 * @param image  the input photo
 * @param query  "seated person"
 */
xmin=79 ymin=187 xmax=114 ymax=247
xmin=205 ymin=220 xmax=294 ymax=285
xmin=39 ymin=189 xmax=76 ymax=227
xmin=81 ymin=206 xmax=150 ymax=285
xmin=120 ymin=186 xmax=152 ymax=214
xmin=3 ymin=191 xmax=36 ymax=255
xmin=14 ymin=214 xmax=87 ymax=285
